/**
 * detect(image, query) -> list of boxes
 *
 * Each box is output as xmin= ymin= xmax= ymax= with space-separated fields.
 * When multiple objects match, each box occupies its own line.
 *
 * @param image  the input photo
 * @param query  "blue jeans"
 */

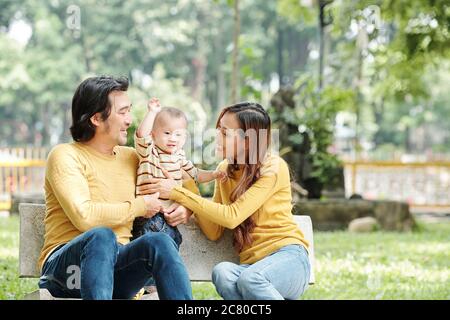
xmin=38 ymin=227 xmax=192 ymax=300
xmin=212 ymin=244 xmax=310 ymax=300
xmin=132 ymin=213 xmax=182 ymax=248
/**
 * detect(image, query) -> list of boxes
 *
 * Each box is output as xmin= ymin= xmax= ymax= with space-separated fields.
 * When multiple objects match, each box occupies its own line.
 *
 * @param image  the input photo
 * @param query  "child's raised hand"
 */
xmin=214 ymin=170 xmax=228 ymax=183
xmin=147 ymin=97 xmax=162 ymax=113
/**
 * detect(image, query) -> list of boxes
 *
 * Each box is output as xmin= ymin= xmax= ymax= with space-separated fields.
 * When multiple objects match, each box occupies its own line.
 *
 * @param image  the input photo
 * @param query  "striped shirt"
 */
xmin=135 ymin=133 xmax=198 ymax=208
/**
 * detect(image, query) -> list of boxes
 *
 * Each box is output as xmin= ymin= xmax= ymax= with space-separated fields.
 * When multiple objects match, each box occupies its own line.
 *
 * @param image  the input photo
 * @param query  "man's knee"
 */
xmin=85 ymin=227 xmax=118 ymax=250
xmin=141 ymin=232 xmax=176 ymax=250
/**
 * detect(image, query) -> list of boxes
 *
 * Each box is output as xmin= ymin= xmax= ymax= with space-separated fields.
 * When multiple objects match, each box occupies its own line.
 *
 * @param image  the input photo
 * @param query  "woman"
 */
xmin=139 ymin=102 xmax=310 ymax=300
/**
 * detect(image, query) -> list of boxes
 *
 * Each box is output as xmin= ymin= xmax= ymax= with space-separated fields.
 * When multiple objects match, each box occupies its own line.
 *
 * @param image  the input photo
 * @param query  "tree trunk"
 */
xmin=289 ymin=29 xmax=310 ymax=74
xmin=318 ymin=1 xmax=325 ymax=91
xmin=191 ymin=56 xmax=206 ymax=102
xmin=317 ymin=0 xmax=333 ymax=91
xmin=277 ymin=24 xmax=284 ymax=86
xmin=230 ymin=0 xmax=240 ymax=104
xmin=40 ymin=105 xmax=51 ymax=146
xmin=60 ymin=102 xmax=71 ymax=143
xmin=354 ymin=46 xmax=364 ymax=158
xmin=373 ymin=98 xmax=385 ymax=146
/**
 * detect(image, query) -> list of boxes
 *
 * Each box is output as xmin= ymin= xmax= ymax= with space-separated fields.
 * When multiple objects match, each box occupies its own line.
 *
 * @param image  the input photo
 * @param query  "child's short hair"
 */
xmin=155 ymin=107 xmax=187 ymax=125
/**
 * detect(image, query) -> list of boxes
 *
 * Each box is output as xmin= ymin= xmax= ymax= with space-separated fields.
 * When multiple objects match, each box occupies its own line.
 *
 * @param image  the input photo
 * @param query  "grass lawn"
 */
xmin=1 ymin=215 xmax=449 ymax=300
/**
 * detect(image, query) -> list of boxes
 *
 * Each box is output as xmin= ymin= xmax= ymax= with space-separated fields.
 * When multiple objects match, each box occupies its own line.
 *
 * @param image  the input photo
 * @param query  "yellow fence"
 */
xmin=344 ymin=161 xmax=450 ymax=210
xmin=0 ymin=148 xmax=47 ymax=211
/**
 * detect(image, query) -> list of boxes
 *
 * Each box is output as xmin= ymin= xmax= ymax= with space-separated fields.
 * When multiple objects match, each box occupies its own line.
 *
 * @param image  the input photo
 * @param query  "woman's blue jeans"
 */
xmin=38 ymin=227 xmax=192 ymax=300
xmin=212 ymin=244 xmax=310 ymax=300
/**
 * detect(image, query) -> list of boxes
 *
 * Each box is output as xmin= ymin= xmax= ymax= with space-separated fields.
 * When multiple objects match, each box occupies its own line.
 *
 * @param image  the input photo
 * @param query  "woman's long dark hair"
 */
xmin=216 ymin=102 xmax=271 ymax=253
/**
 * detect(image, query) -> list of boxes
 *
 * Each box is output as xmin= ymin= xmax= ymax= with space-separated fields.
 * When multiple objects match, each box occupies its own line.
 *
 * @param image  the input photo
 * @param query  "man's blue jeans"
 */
xmin=38 ymin=227 xmax=192 ymax=300
xmin=212 ymin=244 xmax=310 ymax=300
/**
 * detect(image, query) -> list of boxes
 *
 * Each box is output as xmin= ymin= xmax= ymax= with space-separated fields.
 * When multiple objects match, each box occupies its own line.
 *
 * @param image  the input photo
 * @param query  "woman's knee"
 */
xmin=236 ymin=269 xmax=263 ymax=292
xmin=212 ymin=262 xmax=239 ymax=286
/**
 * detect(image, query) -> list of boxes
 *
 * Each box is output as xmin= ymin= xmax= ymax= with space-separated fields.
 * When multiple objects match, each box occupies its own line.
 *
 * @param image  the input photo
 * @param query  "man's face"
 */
xmin=98 ymin=91 xmax=132 ymax=146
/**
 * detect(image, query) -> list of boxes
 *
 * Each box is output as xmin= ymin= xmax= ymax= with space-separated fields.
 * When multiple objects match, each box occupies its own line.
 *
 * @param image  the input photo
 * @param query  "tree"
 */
xmin=230 ymin=0 xmax=240 ymax=103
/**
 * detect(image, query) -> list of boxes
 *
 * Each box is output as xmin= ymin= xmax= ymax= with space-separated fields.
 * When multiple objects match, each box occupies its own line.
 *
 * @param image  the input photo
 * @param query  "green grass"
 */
xmin=1 ymin=215 xmax=449 ymax=300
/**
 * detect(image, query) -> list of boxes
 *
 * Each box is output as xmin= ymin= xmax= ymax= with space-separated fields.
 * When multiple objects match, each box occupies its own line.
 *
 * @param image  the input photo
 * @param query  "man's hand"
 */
xmin=163 ymin=203 xmax=193 ymax=227
xmin=136 ymin=169 xmax=178 ymax=198
xmin=142 ymin=192 xmax=162 ymax=218
xmin=147 ymin=97 xmax=162 ymax=113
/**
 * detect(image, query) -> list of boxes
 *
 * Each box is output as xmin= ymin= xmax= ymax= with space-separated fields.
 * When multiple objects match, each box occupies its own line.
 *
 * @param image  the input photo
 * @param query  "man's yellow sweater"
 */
xmin=38 ymin=142 xmax=147 ymax=271
xmin=170 ymin=155 xmax=309 ymax=265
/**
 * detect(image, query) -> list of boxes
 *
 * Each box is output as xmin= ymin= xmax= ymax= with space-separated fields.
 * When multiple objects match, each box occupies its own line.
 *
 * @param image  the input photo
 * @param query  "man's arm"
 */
xmin=47 ymin=146 xmax=147 ymax=232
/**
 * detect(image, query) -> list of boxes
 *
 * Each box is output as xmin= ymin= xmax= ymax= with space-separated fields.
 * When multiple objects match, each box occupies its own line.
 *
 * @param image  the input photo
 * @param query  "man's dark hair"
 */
xmin=70 ymin=76 xmax=129 ymax=142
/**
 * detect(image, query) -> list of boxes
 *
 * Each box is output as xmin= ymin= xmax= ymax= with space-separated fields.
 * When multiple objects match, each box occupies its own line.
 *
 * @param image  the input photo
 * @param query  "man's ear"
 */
xmin=90 ymin=113 xmax=102 ymax=127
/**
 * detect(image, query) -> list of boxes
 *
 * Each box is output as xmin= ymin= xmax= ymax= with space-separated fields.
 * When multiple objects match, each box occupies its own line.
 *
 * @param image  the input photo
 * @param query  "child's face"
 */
xmin=152 ymin=115 xmax=187 ymax=154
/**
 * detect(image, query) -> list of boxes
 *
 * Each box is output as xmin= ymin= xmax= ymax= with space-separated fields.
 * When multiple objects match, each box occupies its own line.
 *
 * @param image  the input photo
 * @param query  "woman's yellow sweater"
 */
xmin=170 ymin=155 xmax=309 ymax=264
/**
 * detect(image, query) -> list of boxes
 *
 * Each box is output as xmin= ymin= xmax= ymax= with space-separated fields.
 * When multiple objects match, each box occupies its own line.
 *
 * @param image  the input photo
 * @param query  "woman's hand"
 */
xmin=163 ymin=203 xmax=193 ymax=226
xmin=136 ymin=169 xmax=178 ymax=199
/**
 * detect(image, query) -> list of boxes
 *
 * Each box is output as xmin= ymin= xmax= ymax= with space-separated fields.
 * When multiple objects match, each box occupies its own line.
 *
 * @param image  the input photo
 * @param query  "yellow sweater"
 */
xmin=38 ymin=142 xmax=147 ymax=271
xmin=170 ymin=155 xmax=309 ymax=264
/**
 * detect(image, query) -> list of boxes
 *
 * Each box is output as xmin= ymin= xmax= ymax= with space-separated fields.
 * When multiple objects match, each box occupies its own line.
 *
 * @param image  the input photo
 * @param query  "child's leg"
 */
xmin=131 ymin=217 xmax=148 ymax=241
xmin=139 ymin=213 xmax=183 ymax=248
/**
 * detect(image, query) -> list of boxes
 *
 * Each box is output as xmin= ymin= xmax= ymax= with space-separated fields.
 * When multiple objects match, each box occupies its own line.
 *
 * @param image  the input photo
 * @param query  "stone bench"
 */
xmin=19 ymin=203 xmax=315 ymax=300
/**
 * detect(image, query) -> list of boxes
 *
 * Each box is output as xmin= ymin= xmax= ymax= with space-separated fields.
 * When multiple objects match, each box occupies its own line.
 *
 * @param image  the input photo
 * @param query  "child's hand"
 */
xmin=147 ymin=97 xmax=162 ymax=113
xmin=214 ymin=170 xmax=228 ymax=183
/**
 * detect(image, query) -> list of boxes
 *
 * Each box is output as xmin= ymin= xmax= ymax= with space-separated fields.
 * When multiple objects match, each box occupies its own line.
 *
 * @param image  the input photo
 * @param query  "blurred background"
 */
xmin=1 ymin=0 xmax=450 ymax=207
xmin=0 ymin=0 xmax=449 ymax=299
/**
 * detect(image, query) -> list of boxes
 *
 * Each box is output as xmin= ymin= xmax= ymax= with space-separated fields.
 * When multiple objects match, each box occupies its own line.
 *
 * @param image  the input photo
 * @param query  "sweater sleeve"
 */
xmin=170 ymin=171 xmax=279 ymax=229
xmin=46 ymin=147 xmax=146 ymax=232
xmin=193 ymin=180 xmax=225 ymax=241
xmin=134 ymin=132 xmax=153 ymax=160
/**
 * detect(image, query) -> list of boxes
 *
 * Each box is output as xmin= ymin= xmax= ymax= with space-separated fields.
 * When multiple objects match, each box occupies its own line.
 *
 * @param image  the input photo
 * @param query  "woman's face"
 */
xmin=216 ymin=112 xmax=246 ymax=163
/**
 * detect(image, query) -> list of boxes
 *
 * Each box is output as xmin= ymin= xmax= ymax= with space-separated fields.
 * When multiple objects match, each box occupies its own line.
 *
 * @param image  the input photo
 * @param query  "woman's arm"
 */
xmin=193 ymin=180 xmax=225 ymax=240
xmin=137 ymin=168 xmax=227 ymax=240
xmin=170 ymin=173 xmax=279 ymax=229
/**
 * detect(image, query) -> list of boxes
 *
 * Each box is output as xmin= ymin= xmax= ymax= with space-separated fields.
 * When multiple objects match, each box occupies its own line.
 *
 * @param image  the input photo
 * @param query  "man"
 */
xmin=38 ymin=76 xmax=192 ymax=299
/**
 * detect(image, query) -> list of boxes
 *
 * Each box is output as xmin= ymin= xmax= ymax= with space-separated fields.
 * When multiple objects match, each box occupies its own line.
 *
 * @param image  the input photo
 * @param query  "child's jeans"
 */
xmin=132 ymin=213 xmax=183 ymax=248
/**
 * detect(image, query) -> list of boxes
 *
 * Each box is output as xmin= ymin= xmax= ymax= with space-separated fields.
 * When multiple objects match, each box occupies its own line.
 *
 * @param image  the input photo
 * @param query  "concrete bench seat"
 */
xmin=19 ymin=203 xmax=315 ymax=300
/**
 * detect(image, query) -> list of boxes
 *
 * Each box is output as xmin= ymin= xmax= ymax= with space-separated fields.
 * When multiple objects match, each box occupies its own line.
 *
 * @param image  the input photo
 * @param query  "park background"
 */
xmin=0 ymin=0 xmax=449 ymax=299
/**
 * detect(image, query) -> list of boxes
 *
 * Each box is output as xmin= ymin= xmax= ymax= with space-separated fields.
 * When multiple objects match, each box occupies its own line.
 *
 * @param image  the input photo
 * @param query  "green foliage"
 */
xmin=277 ymin=0 xmax=317 ymax=26
xmin=1 ymin=0 xmax=450 ymax=157
xmin=295 ymin=77 xmax=355 ymax=185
